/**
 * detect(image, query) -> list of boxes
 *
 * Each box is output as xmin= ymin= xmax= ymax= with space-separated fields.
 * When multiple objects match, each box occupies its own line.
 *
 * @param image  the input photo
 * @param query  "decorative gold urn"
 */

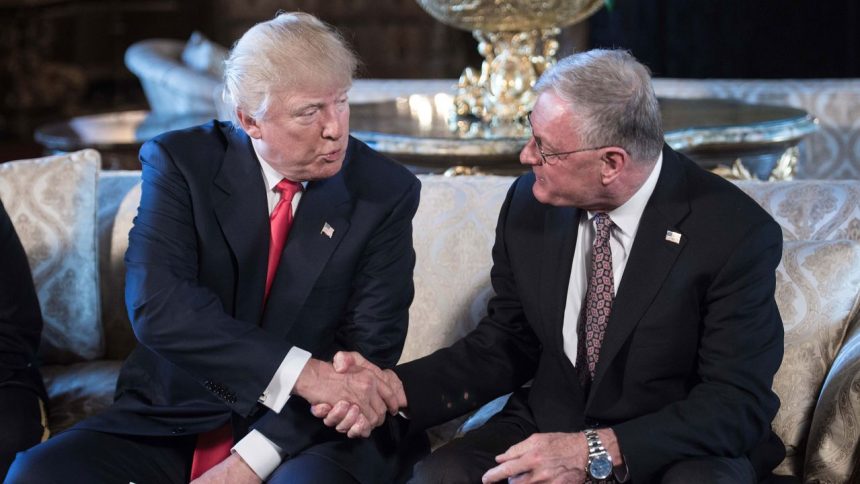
xmin=415 ymin=0 xmax=605 ymax=128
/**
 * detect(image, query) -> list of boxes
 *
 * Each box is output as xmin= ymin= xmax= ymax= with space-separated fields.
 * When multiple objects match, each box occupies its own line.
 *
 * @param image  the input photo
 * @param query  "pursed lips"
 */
xmin=321 ymin=148 xmax=343 ymax=162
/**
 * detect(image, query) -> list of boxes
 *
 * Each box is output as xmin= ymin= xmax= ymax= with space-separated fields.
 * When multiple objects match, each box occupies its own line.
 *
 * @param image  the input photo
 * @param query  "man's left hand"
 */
xmin=191 ymin=453 xmax=261 ymax=484
xmin=481 ymin=432 xmax=588 ymax=484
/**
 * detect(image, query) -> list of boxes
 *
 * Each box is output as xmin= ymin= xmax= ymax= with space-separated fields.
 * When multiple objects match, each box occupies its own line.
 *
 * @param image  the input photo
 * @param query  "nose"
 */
xmin=321 ymin=104 xmax=347 ymax=140
xmin=520 ymin=137 xmax=541 ymax=166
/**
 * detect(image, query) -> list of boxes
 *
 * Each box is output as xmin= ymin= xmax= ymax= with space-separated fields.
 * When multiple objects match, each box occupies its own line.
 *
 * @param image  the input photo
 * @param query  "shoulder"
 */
xmin=673 ymin=148 xmax=776 ymax=225
xmin=341 ymin=136 xmax=420 ymax=201
xmin=669 ymin=148 xmax=782 ymax=245
xmin=139 ymin=120 xmax=241 ymax=176
xmin=141 ymin=120 xmax=234 ymax=162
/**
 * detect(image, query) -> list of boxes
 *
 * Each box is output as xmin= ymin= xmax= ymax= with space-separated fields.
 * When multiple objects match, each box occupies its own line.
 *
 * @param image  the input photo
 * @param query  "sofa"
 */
xmin=124 ymin=35 xmax=226 ymax=118
xmin=0 ymin=149 xmax=858 ymax=482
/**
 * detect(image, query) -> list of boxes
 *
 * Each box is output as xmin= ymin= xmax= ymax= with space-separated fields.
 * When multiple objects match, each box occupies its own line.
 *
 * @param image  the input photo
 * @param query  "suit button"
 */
xmin=172 ymin=427 xmax=186 ymax=434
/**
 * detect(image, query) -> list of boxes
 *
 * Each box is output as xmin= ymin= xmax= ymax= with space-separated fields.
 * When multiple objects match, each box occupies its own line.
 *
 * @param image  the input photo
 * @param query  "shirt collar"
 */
xmin=588 ymin=151 xmax=663 ymax=239
xmin=251 ymin=141 xmax=308 ymax=190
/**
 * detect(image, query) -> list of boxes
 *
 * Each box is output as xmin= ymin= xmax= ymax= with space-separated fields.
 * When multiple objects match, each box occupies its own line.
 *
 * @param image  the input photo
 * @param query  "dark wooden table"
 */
xmin=33 ymin=111 xmax=215 ymax=170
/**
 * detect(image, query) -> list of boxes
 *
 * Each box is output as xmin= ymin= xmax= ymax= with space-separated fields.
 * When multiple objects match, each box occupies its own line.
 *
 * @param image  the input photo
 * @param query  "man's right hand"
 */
xmin=309 ymin=351 xmax=407 ymax=438
xmin=292 ymin=355 xmax=401 ymax=437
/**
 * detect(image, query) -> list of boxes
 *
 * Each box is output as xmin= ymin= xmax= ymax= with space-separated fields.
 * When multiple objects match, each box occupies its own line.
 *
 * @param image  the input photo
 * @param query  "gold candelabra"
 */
xmin=416 ymin=0 xmax=605 ymax=130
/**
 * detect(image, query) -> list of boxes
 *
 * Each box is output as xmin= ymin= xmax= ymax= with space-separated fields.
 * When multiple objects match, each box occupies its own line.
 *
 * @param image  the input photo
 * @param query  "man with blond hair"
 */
xmin=7 ymin=12 xmax=420 ymax=484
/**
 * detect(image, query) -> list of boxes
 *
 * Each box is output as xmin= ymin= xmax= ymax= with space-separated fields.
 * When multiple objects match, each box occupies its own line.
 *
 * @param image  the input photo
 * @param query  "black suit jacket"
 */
xmin=0 ymin=199 xmax=46 ymax=402
xmin=396 ymin=146 xmax=784 ymax=481
xmin=80 ymin=122 xmax=420 ymax=480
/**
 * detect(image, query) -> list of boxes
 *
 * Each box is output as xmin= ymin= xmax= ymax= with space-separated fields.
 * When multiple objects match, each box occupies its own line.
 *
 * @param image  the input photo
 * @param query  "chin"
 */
xmin=532 ymin=185 xmax=551 ymax=204
xmin=309 ymin=160 xmax=344 ymax=181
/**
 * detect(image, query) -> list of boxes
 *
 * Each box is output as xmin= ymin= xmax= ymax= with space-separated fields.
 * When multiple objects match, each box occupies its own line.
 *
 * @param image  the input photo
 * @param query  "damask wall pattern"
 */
xmin=653 ymin=79 xmax=860 ymax=180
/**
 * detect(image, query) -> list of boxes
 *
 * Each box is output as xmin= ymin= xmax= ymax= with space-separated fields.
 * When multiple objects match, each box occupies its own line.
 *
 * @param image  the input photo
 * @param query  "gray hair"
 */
xmin=223 ymin=12 xmax=358 ymax=122
xmin=534 ymin=49 xmax=663 ymax=162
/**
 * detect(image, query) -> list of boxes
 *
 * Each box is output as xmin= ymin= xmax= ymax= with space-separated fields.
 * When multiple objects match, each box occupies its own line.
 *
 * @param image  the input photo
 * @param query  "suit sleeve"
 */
xmin=394 ymin=177 xmax=542 ymax=430
xmin=613 ymin=219 xmax=784 ymax=481
xmin=331 ymin=176 xmax=420 ymax=368
xmin=125 ymin=139 xmax=289 ymax=417
xmin=250 ymin=171 xmax=421 ymax=456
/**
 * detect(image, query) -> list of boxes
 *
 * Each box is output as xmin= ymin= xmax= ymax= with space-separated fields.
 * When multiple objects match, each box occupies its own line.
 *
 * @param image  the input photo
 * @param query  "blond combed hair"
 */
xmin=223 ymin=12 xmax=358 ymax=122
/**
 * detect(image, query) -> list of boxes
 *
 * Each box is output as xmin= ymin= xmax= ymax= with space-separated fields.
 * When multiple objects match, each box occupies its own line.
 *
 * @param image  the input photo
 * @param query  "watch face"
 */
xmin=589 ymin=455 xmax=613 ymax=480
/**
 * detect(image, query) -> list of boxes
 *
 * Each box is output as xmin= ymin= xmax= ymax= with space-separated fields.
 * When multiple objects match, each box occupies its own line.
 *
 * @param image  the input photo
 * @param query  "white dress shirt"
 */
xmin=232 ymin=145 xmax=312 ymax=479
xmin=561 ymin=153 xmax=663 ymax=366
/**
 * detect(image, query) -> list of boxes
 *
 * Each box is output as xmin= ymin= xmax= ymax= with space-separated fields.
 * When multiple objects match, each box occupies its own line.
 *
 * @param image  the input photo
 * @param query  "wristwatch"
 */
xmin=584 ymin=428 xmax=613 ymax=480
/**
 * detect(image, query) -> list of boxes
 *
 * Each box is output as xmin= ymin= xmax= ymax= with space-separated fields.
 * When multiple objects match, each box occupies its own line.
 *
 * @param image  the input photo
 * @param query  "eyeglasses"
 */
xmin=526 ymin=112 xmax=613 ymax=166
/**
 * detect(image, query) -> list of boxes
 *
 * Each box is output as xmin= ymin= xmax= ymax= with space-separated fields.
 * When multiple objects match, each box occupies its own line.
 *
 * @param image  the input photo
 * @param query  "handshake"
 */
xmin=294 ymin=351 xmax=406 ymax=438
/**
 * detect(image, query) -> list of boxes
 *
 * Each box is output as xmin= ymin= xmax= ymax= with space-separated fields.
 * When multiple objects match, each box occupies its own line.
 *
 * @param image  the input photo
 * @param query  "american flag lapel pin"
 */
xmin=665 ymin=230 xmax=682 ymax=244
xmin=321 ymin=222 xmax=335 ymax=238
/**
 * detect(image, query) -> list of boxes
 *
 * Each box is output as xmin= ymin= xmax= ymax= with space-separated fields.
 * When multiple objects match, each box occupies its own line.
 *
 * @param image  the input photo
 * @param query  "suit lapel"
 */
xmin=212 ymin=126 xmax=269 ymax=325
xmin=587 ymin=146 xmax=691 ymax=408
xmin=539 ymin=205 xmax=582 ymax=383
xmin=260 ymin=163 xmax=352 ymax=339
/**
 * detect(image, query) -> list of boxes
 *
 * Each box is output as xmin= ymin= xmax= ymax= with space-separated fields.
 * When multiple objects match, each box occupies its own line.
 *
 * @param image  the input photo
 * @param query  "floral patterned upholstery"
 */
xmin=0 ymin=150 xmax=102 ymax=364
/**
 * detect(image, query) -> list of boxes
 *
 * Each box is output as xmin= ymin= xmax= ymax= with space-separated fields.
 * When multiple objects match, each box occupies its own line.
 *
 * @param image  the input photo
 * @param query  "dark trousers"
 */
xmin=4 ymin=429 xmax=360 ymax=484
xmin=409 ymin=410 xmax=757 ymax=484
xmin=0 ymin=387 xmax=45 ymax=481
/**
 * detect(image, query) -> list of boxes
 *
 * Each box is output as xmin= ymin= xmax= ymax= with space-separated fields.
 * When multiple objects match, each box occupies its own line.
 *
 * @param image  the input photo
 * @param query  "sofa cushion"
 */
xmin=737 ymin=180 xmax=860 ymax=241
xmin=770 ymin=240 xmax=860 ymax=476
xmin=804 ymin=326 xmax=860 ymax=483
xmin=41 ymin=360 xmax=122 ymax=434
xmin=97 ymin=172 xmax=141 ymax=359
xmin=0 ymin=149 xmax=102 ymax=364
xmin=401 ymin=175 xmax=513 ymax=364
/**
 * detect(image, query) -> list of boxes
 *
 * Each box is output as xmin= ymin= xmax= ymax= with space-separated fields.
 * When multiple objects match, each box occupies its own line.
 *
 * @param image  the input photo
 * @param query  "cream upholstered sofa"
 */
xmin=1 ymin=149 xmax=858 ymax=482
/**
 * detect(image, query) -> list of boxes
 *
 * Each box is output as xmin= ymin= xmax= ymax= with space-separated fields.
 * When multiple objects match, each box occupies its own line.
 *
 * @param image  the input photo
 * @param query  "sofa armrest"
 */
xmin=804 ymin=320 xmax=860 ymax=482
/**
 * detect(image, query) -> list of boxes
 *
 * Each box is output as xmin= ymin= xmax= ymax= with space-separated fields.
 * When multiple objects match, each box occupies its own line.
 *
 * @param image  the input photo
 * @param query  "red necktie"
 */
xmin=189 ymin=178 xmax=302 ymax=480
xmin=265 ymin=179 xmax=302 ymax=300
xmin=577 ymin=213 xmax=615 ymax=388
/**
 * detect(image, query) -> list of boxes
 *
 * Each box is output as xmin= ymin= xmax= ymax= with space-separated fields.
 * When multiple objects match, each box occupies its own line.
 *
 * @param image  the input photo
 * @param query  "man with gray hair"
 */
xmin=7 ymin=12 xmax=421 ymax=484
xmin=317 ymin=49 xmax=786 ymax=483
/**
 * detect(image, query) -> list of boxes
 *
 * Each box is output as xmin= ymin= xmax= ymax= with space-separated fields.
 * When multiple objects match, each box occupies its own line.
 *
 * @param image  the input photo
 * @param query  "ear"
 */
xmin=600 ymin=147 xmax=630 ymax=185
xmin=236 ymin=109 xmax=262 ymax=139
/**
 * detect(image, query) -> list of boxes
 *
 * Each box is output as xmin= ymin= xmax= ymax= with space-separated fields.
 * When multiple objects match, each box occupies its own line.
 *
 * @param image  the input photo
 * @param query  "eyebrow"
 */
xmin=537 ymin=135 xmax=561 ymax=152
xmin=291 ymin=91 xmax=349 ymax=115
xmin=290 ymin=102 xmax=325 ymax=116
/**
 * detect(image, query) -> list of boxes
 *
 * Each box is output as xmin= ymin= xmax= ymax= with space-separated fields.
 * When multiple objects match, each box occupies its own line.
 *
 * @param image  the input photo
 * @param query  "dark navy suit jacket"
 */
xmin=0 ymin=199 xmax=46 ymax=402
xmin=396 ymin=146 xmax=785 ymax=482
xmin=81 ymin=121 xmax=420 ymax=481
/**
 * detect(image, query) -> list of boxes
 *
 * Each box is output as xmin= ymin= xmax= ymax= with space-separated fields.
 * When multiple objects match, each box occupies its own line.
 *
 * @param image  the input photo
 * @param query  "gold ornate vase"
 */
xmin=416 ymin=0 xmax=605 ymax=128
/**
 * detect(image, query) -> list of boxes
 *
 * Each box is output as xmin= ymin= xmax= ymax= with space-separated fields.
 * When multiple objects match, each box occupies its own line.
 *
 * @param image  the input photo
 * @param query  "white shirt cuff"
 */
xmin=232 ymin=429 xmax=283 ymax=480
xmin=259 ymin=346 xmax=312 ymax=413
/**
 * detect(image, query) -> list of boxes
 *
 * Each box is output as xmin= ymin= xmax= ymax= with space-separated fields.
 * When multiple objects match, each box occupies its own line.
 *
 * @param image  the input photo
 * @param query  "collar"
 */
xmin=588 ymin=151 xmax=663 ymax=238
xmin=252 ymin=142 xmax=309 ymax=191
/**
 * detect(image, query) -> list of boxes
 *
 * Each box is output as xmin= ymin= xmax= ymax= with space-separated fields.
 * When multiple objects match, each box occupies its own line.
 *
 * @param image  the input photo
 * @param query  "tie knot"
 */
xmin=593 ymin=212 xmax=613 ymax=239
xmin=275 ymin=179 xmax=302 ymax=199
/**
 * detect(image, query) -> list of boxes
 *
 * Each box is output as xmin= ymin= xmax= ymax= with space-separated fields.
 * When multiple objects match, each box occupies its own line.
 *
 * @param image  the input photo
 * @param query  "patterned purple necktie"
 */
xmin=577 ymin=212 xmax=615 ymax=388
